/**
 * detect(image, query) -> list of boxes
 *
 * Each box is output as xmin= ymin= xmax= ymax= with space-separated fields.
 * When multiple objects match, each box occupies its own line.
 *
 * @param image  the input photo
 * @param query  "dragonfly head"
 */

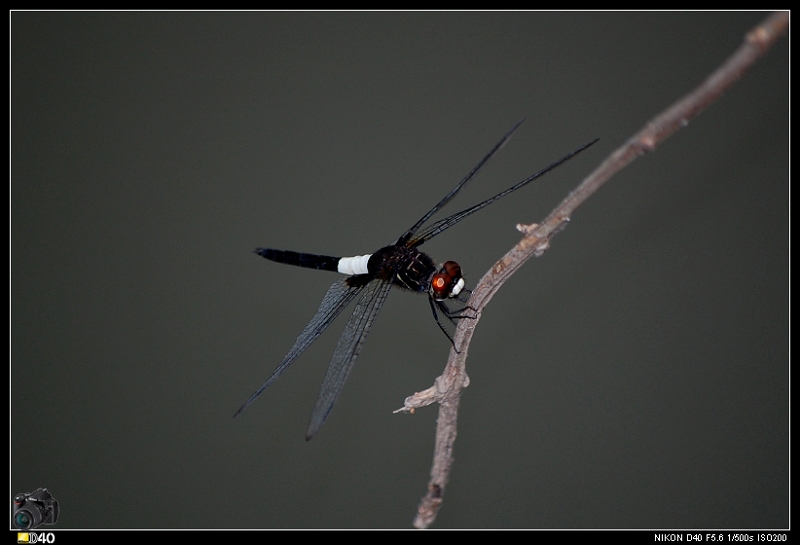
xmin=430 ymin=261 xmax=465 ymax=301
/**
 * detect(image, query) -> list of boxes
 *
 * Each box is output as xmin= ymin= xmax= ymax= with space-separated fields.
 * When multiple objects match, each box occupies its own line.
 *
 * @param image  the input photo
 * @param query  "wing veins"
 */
xmin=234 ymin=278 xmax=364 ymax=418
xmin=305 ymin=279 xmax=393 ymax=439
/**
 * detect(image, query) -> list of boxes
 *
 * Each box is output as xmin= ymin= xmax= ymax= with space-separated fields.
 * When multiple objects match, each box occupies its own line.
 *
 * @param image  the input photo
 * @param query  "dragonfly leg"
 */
xmin=428 ymin=296 xmax=459 ymax=352
xmin=437 ymin=299 xmax=477 ymax=322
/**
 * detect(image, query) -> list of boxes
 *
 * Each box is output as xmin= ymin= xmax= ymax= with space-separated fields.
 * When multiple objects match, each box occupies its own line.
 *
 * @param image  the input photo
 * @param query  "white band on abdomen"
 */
xmin=337 ymin=254 xmax=372 ymax=276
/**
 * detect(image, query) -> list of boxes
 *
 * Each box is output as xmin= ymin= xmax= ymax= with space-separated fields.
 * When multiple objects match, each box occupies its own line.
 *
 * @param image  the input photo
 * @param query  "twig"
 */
xmin=397 ymin=11 xmax=788 ymax=529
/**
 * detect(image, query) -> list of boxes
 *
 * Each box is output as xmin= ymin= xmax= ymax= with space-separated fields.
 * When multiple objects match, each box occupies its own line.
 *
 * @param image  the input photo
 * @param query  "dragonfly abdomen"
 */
xmin=255 ymin=248 xmax=341 ymax=272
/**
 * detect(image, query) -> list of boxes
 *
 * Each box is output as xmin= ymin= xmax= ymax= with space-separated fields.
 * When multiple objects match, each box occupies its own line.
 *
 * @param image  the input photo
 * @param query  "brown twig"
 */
xmin=397 ymin=11 xmax=788 ymax=529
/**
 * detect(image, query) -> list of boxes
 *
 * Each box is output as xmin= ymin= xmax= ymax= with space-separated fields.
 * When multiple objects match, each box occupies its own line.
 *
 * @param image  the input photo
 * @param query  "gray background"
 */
xmin=12 ymin=12 xmax=788 ymax=529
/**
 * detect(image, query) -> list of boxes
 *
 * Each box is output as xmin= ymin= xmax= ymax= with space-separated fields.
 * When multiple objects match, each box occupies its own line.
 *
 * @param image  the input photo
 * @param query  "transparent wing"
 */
xmin=305 ymin=278 xmax=393 ymax=440
xmin=234 ymin=278 xmax=365 ymax=417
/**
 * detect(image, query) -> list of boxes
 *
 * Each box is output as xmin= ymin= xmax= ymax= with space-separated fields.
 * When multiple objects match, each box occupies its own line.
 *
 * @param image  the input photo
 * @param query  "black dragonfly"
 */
xmin=235 ymin=119 xmax=598 ymax=439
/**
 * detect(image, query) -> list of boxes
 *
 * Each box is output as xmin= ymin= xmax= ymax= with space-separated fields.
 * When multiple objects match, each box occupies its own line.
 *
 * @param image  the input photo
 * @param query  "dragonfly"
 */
xmin=235 ymin=118 xmax=598 ymax=439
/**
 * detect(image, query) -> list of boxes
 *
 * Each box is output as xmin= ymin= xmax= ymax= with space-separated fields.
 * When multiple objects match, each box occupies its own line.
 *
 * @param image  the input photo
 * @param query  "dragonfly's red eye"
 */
xmin=431 ymin=274 xmax=450 ymax=299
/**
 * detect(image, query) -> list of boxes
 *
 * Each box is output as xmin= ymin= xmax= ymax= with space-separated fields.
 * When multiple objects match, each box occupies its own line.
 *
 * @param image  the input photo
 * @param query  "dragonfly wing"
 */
xmin=306 ymin=278 xmax=393 ymax=440
xmin=409 ymin=138 xmax=599 ymax=246
xmin=234 ymin=278 xmax=365 ymax=417
xmin=397 ymin=118 xmax=525 ymax=243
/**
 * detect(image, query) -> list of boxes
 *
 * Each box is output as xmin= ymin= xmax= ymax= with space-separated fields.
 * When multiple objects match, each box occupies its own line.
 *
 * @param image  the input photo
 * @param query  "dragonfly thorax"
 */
xmin=368 ymin=244 xmax=439 ymax=294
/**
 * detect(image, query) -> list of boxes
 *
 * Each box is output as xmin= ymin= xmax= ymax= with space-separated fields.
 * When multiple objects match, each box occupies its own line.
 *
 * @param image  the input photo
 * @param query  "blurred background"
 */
xmin=11 ymin=12 xmax=787 ymax=529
